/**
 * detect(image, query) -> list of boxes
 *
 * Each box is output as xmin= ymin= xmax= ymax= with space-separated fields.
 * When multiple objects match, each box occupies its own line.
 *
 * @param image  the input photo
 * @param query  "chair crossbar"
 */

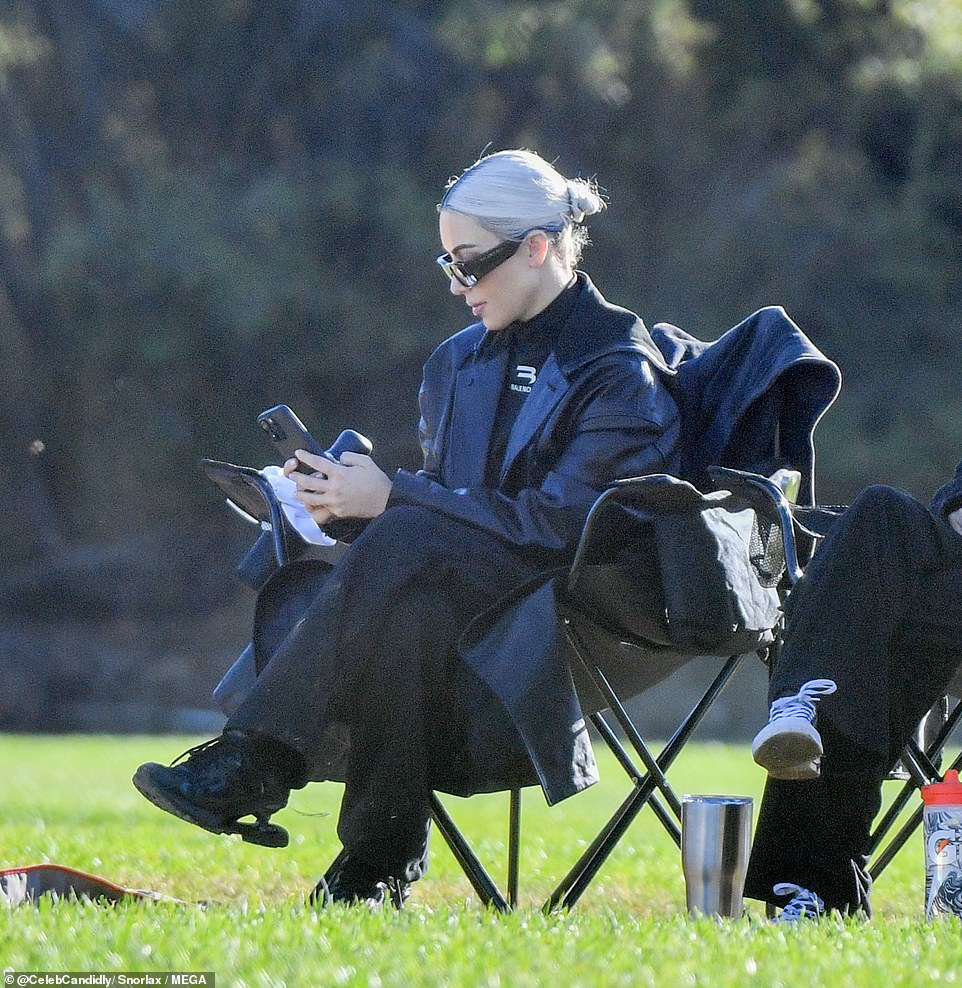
xmin=543 ymin=624 xmax=749 ymax=911
xmin=429 ymin=791 xmax=515 ymax=912
xmin=575 ymin=642 xmax=684 ymax=822
xmin=870 ymin=749 xmax=962 ymax=879
xmin=869 ymin=699 xmax=962 ymax=878
xmin=590 ymin=713 xmax=679 ymax=841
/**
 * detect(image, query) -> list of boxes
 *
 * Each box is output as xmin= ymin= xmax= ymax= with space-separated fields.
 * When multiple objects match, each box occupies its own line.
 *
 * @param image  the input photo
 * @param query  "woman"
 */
xmin=134 ymin=149 xmax=680 ymax=908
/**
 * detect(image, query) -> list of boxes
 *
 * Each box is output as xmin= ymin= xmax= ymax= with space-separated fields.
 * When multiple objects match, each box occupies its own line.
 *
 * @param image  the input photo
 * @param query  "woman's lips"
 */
xmin=470 ymin=302 xmax=485 ymax=317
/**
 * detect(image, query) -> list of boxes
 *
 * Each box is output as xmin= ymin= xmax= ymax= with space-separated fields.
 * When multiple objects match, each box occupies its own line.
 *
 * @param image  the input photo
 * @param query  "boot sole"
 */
xmin=132 ymin=764 xmax=289 ymax=848
xmin=752 ymin=727 xmax=822 ymax=780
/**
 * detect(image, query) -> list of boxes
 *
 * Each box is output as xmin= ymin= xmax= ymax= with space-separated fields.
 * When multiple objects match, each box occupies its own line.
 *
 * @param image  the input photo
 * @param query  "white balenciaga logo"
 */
xmin=511 ymin=365 xmax=537 ymax=394
xmin=516 ymin=365 xmax=537 ymax=384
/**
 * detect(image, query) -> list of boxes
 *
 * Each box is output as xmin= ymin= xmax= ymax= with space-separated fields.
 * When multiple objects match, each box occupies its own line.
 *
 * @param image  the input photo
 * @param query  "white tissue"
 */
xmin=259 ymin=465 xmax=336 ymax=546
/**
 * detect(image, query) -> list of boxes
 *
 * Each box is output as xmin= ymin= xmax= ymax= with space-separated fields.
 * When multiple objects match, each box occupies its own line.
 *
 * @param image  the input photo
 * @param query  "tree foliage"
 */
xmin=1 ymin=1 xmax=960 ymax=718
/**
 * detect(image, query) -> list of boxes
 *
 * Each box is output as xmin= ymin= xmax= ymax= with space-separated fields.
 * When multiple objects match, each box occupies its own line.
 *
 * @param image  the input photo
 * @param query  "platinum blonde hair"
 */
xmin=439 ymin=149 xmax=606 ymax=269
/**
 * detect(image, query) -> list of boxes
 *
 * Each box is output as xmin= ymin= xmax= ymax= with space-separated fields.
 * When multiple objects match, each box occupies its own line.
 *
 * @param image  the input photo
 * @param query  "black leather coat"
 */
xmin=387 ymin=273 xmax=681 ymax=557
xmin=369 ymin=274 xmax=680 ymax=803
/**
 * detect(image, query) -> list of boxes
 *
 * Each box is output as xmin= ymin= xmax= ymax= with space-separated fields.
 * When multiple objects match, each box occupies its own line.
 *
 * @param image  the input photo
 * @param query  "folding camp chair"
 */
xmin=423 ymin=467 xmax=799 ymax=912
xmin=713 ymin=468 xmax=962 ymax=884
xmin=420 ymin=306 xmax=843 ymax=911
xmin=205 ymin=307 xmax=844 ymax=912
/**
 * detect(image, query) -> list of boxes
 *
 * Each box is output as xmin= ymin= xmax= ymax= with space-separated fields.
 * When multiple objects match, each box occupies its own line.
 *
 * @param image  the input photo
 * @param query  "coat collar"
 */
xmin=437 ymin=274 xmax=669 ymax=488
xmin=498 ymin=275 xmax=666 ymax=482
xmin=469 ymin=272 xmax=669 ymax=378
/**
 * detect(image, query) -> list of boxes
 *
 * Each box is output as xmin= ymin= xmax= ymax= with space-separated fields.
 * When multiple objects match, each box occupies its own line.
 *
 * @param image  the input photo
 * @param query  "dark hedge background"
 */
xmin=2 ymin=1 xmax=960 ymax=734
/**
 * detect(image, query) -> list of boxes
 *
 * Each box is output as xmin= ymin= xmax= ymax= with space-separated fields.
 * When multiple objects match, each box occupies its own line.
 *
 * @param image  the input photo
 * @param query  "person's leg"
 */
xmin=759 ymin=485 xmax=962 ymax=764
xmin=746 ymin=720 xmax=886 ymax=916
xmin=748 ymin=491 xmax=962 ymax=917
xmin=227 ymin=506 xmax=542 ymax=771
xmin=332 ymin=586 xmax=456 ymax=886
xmin=315 ymin=570 xmax=535 ymax=905
xmin=747 ymin=622 xmax=962 ymax=920
xmin=134 ymin=506 xmax=542 ymax=862
xmin=133 ymin=560 xmax=338 ymax=844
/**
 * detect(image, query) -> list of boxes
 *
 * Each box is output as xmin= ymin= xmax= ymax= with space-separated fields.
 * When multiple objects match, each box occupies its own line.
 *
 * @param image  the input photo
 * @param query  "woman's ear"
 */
xmin=525 ymin=231 xmax=550 ymax=267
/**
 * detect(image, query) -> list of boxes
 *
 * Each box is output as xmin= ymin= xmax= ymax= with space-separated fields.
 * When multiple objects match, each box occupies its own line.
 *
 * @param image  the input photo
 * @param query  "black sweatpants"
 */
xmin=227 ymin=505 xmax=544 ymax=882
xmin=746 ymin=485 xmax=962 ymax=913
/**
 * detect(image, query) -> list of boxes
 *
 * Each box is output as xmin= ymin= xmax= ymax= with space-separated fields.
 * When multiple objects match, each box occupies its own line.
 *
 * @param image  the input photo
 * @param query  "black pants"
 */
xmin=227 ymin=505 xmax=543 ymax=883
xmin=746 ymin=485 xmax=962 ymax=913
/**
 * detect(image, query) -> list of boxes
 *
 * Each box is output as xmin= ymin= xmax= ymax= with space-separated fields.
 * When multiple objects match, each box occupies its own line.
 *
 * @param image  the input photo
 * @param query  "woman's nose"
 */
xmin=449 ymin=276 xmax=468 ymax=297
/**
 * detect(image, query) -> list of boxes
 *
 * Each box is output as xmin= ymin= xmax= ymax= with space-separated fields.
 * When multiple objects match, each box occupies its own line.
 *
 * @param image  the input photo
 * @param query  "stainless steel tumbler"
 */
xmin=681 ymin=795 xmax=753 ymax=918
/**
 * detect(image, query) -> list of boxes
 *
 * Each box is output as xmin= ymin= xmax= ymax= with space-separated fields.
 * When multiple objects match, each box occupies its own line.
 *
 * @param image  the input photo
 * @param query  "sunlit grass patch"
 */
xmin=1 ymin=735 xmax=959 ymax=986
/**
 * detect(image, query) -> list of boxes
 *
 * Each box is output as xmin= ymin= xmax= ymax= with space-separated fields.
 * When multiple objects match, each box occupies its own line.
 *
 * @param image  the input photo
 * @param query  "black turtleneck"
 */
xmin=482 ymin=278 xmax=581 ymax=485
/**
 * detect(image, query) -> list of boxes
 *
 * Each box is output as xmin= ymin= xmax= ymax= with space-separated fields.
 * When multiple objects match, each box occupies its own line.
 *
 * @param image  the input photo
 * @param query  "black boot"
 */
xmin=132 ymin=730 xmax=303 ymax=847
xmin=310 ymin=854 xmax=411 ymax=910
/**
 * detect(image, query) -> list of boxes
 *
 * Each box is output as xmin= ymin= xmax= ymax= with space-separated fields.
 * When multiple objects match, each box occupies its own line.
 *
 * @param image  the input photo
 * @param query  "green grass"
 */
xmin=1 ymin=735 xmax=960 ymax=986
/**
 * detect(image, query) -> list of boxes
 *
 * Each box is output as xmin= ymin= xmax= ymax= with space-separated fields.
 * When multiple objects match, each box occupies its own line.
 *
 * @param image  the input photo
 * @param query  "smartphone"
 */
xmin=257 ymin=405 xmax=374 ymax=474
xmin=257 ymin=405 xmax=328 ymax=474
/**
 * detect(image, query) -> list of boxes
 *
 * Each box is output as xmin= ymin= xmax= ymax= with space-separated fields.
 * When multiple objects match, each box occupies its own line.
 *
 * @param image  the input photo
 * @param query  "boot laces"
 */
xmin=168 ymin=733 xmax=249 ymax=789
xmin=319 ymin=859 xmax=410 ymax=909
xmin=769 ymin=679 xmax=838 ymax=725
xmin=171 ymin=736 xmax=223 ymax=766
xmin=171 ymin=733 xmax=242 ymax=768
xmin=386 ymin=876 xmax=410 ymax=909
xmin=772 ymin=883 xmax=825 ymax=922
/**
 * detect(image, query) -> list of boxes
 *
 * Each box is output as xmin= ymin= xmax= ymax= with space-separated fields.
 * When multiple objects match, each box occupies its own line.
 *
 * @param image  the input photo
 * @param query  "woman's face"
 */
xmin=438 ymin=210 xmax=550 ymax=332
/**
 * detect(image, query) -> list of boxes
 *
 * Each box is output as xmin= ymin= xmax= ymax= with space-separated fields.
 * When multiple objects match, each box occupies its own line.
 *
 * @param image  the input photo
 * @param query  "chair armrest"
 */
xmin=569 ymin=475 xmax=692 ymax=578
xmin=200 ymin=458 xmax=349 ymax=569
xmin=706 ymin=466 xmax=809 ymax=585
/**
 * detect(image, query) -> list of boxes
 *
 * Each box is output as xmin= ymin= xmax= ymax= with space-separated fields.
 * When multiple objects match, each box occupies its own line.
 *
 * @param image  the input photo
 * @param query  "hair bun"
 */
xmin=566 ymin=178 xmax=605 ymax=224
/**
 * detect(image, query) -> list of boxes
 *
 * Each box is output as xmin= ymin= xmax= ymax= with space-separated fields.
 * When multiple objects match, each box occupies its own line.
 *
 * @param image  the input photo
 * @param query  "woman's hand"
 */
xmin=285 ymin=450 xmax=393 ymax=526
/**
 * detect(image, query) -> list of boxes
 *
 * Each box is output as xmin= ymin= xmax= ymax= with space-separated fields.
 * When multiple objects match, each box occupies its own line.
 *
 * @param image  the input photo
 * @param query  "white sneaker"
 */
xmin=772 ymin=882 xmax=826 ymax=924
xmin=752 ymin=679 xmax=838 ymax=780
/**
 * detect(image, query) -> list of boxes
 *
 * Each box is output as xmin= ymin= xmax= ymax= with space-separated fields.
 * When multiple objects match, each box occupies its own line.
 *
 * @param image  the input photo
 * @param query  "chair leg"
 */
xmin=508 ymin=788 xmax=521 ymax=908
xmin=429 ymin=792 xmax=510 ymax=912
xmin=319 ymin=797 xmax=516 ymax=911
xmin=543 ymin=782 xmax=650 ymax=913
xmin=870 ymin=746 xmax=962 ymax=880
xmin=868 ymin=743 xmax=940 ymax=857
xmin=588 ymin=671 xmax=684 ymax=822
xmin=869 ymin=699 xmax=962 ymax=879
xmin=872 ymin=703 xmax=962 ymax=848
xmin=592 ymin=712 xmax=680 ymax=844
xmin=544 ymin=635 xmax=747 ymax=912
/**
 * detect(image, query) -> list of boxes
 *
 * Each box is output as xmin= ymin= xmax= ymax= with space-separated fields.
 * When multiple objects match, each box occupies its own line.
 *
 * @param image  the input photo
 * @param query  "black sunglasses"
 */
xmin=435 ymin=238 xmax=523 ymax=288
